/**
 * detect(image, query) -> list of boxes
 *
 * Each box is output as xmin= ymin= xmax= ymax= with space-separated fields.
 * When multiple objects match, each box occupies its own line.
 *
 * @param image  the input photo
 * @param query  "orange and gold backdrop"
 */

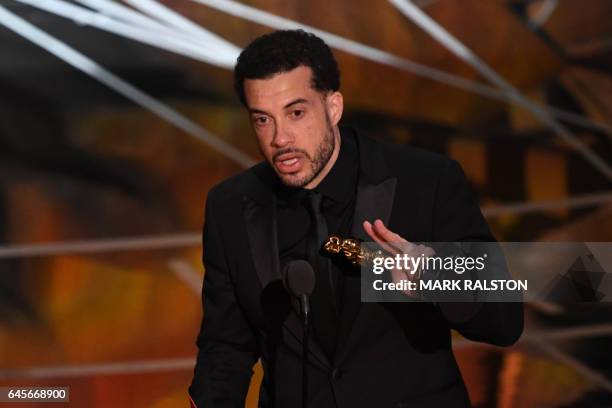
xmin=0 ymin=0 xmax=611 ymax=407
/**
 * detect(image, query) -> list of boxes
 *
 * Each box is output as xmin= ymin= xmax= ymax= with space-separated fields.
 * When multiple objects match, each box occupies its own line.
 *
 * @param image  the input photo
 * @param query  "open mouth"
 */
xmin=274 ymin=152 xmax=303 ymax=173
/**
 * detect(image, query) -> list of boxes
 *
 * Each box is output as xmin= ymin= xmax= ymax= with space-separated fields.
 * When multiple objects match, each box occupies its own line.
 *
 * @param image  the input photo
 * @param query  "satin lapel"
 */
xmin=335 ymin=177 xmax=397 ymax=365
xmin=243 ymin=195 xmax=280 ymax=290
xmin=243 ymin=195 xmax=331 ymax=369
xmin=351 ymin=178 xmax=397 ymax=241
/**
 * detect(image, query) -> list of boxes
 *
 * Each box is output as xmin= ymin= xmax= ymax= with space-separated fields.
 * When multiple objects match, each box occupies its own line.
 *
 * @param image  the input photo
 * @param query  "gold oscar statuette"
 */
xmin=323 ymin=235 xmax=383 ymax=265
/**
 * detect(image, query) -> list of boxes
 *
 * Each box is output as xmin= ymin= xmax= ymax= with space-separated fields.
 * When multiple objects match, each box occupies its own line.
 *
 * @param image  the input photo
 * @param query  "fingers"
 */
xmin=373 ymin=219 xmax=407 ymax=244
xmin=363 ymin=220 xmax=398 ymax=255
xmin=363 ymin=219 xmax=412 ymax=255
xmin=363 ymin=220 xmax=427 ymax=299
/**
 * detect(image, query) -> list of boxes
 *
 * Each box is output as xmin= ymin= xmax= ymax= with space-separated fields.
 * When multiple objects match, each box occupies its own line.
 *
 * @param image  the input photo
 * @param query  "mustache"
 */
xmin=272 ymin=148 xmax=309 ymax=161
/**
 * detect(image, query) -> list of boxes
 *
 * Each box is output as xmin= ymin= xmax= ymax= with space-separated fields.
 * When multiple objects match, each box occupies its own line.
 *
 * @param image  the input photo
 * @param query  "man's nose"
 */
xmin=271 ymin=123 xmax=293 ymax=148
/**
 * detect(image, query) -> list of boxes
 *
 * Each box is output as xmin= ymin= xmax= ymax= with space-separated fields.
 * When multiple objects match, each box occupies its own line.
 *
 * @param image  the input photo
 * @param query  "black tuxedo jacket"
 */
xmin=189 ymin=128 xmax=523 ymax=408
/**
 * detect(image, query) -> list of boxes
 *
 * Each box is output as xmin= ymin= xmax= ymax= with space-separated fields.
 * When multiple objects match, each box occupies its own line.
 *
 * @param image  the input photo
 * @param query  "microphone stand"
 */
xmin=300 ymin=293 xmax=310 ymax=408
xmin=282 ymin=259 xmax=315 ymax=408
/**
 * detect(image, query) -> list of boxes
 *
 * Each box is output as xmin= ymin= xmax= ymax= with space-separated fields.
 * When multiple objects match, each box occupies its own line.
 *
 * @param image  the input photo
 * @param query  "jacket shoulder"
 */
xmin=205 ymin=162 xmax=269 ymax=208
xmin=372 ymin=136 xmax=454 ymax=174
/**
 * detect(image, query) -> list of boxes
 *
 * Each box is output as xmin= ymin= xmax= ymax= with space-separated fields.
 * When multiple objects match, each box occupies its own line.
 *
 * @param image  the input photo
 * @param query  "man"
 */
xmin=189 ymin=29 xmax=523 ymax=408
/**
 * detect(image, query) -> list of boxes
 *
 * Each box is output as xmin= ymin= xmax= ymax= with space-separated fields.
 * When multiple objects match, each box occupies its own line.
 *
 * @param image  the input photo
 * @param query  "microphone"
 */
xmin=282 ymin=260 xmax=315 ymax=408
xmin=283 ymin=260 xmax=316 ymax=318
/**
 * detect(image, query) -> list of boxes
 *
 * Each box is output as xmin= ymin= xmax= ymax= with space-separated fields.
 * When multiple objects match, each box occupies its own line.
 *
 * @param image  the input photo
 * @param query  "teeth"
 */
xmin=281 ymin=158 xmax=298 ymax=166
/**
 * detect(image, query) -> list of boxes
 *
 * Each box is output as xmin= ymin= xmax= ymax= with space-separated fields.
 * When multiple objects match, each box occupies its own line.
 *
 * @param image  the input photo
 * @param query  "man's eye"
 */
xmin=291 ymin=110 xmax=304 ymax=118
xmin=254 ymin=116 xmax=269 ymax=125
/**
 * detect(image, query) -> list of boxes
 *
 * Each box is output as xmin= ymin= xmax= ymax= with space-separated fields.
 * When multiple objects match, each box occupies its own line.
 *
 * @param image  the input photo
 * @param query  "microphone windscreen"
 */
xmin=282 ymin=260 xmax=316 ymax=297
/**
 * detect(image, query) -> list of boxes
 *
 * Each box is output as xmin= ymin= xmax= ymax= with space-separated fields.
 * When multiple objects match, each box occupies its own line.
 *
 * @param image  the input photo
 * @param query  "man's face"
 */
xmin=243 ymin=66 xmax=343 ymax=189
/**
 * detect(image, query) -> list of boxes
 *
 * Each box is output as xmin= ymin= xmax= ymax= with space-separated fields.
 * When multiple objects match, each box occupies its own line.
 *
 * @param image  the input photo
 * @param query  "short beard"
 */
xmin=277 ymin=113 xmax=335 ymax=188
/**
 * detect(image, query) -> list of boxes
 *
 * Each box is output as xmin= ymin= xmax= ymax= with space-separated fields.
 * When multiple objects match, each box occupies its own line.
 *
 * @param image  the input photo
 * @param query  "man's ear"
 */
xmin=325 ymin=91 xmax=344 ymax=126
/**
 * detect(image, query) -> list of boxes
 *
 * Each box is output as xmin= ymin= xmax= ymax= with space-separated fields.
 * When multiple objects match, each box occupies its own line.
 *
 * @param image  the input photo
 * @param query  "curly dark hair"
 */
xmin=233 ymin=29 xmax=340 ymax=106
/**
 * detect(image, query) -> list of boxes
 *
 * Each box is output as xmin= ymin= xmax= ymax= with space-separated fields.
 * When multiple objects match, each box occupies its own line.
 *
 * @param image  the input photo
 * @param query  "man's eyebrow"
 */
xmin=248 ymin=107 xmax=268 ymax=115
xmin=248 ymin=98 xmax=309 ymax=115
xmin=284 ymin=98 xmax=308 ymax=109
